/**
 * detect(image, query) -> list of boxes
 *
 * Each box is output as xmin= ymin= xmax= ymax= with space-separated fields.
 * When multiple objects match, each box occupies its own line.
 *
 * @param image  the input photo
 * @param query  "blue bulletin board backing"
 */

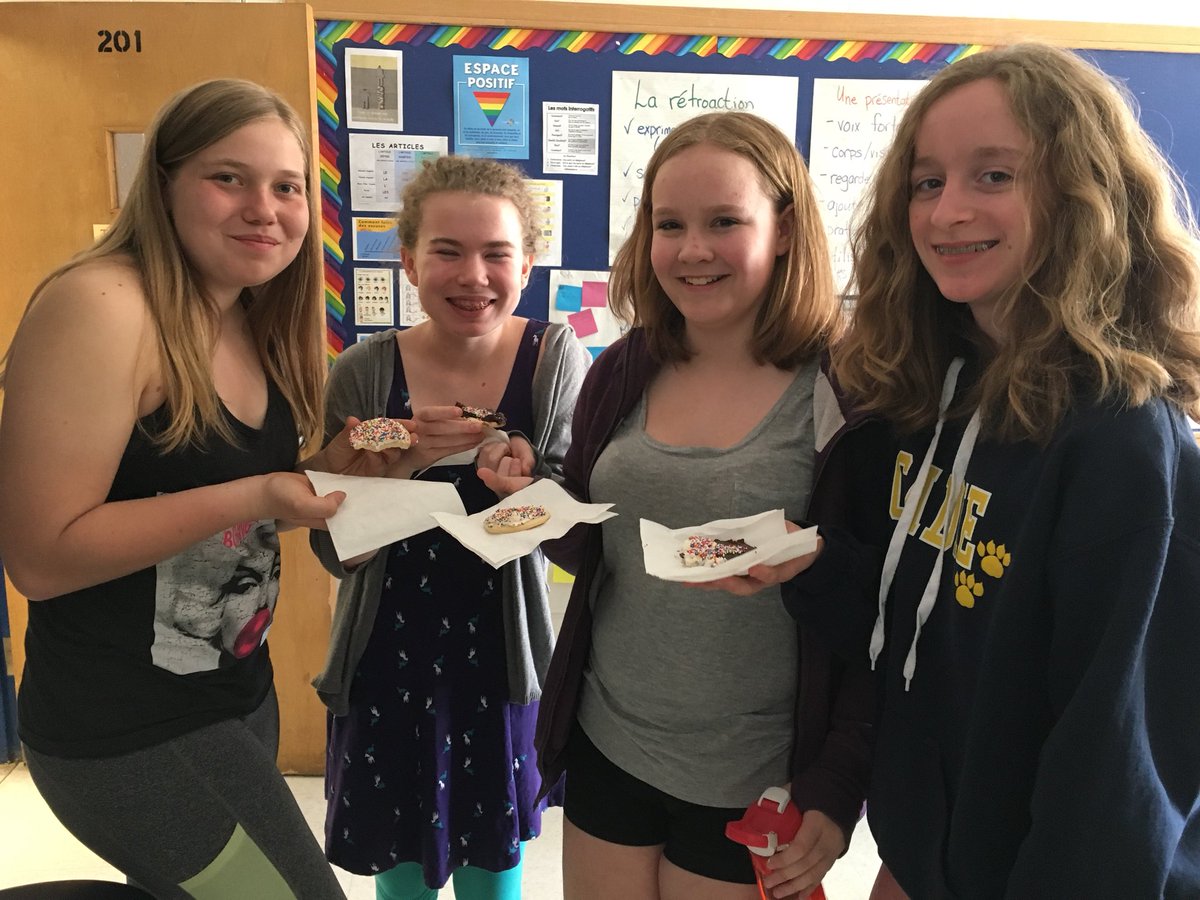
xmin=314 ymin=20 xmax=1200 ymax=362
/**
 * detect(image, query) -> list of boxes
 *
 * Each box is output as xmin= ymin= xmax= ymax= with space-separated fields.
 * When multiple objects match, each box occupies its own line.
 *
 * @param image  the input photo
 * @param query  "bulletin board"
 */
xmin=313 ymin=7 xmax=1200 ymax=361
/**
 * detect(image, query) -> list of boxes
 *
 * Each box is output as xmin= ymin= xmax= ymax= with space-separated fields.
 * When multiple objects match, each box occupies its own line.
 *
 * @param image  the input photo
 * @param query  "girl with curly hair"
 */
xmin=770 ymin=43 xmax=1200 ymax=898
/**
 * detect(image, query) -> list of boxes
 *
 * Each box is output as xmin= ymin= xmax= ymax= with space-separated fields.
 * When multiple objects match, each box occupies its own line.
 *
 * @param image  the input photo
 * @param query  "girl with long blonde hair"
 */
xmin=0 ymin=79 xmax=347 ymax=898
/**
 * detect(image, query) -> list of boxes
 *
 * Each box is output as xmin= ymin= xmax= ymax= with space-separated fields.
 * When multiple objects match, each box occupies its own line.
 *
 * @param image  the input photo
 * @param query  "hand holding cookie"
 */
xmin=303 ymin=416 xmax=417 ymax=480
xmin=690 ymin=522 xmax=824 ymax=595
xmin=404 ymin=405 xmax=488 ymax=470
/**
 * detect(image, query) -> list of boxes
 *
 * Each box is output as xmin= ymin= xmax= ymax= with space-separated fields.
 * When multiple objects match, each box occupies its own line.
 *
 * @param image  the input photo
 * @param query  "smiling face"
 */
xmin=165 ymin=116 xmax=309 ymax=308
xmin=908 ymin=78 xmax=1035 ymax=342
xmin=400 ymin=191 xmax=533 ymax=339
xmin=648 ymin=142 xmax=791 ymax=339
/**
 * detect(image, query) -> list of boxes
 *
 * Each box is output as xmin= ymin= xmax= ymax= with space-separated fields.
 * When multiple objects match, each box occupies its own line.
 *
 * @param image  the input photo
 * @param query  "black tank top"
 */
xmin=18 ymin=381 xmax=299 ymax=758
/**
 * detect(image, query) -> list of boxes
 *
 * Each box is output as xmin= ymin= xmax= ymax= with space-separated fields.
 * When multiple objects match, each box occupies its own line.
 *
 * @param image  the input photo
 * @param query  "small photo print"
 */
xmin=346 ymin=48 xmax=403 ymax=131
xmin=398 ymin=277 xmax=428 ymax=327
xmin=354 ymin=267 xmax=395 ymax=326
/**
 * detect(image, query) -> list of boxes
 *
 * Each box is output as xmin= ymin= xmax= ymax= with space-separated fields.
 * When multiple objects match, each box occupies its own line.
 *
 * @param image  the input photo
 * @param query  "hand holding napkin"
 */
xmin=305 ymin=470 xmax=467 ymax=562
xmin=641 ymin=509 xmax=819 ymax=584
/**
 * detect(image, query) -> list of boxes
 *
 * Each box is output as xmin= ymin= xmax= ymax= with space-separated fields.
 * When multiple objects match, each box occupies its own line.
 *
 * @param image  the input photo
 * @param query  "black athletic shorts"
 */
xmin=563 ymin=725 xmax=756 ymax=884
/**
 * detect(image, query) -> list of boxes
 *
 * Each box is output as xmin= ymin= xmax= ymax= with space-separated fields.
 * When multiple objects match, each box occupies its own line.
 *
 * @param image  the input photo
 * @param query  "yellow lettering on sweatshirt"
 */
xmin=890 ymin=451 xmax=914 ymax=520
xmin=920 ymin=477 xmax=966 ymax=551
xmin=954 ymin=485 xmax=992 ymax=568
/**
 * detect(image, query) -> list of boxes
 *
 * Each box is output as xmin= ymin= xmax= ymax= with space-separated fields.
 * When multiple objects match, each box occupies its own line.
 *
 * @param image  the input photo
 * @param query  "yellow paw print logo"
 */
xmin=977 ymin=540 xmax=1011 ymax=578
xmin=954 ymin=571 xmax=983 ymax=608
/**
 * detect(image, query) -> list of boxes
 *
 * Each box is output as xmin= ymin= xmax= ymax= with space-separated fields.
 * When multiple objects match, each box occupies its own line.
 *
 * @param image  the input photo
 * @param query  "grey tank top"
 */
xmin=579 ymin=358 xmax=818 ymax=807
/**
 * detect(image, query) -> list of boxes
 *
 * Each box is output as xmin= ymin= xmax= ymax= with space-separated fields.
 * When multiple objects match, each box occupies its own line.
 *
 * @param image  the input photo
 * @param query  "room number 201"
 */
xmin=97 ymin=30 xmax=143 ymax=53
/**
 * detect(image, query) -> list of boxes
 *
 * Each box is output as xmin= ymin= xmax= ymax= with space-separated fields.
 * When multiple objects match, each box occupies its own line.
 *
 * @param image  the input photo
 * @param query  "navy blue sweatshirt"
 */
xmin=787 ymin=382 xmax=1200 ymax=898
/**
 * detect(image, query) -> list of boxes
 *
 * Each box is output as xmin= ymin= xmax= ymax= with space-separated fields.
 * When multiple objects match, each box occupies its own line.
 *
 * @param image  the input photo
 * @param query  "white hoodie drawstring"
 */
xmin=901 ymin=407 xmax=980 ymax=689
xmin=868 ymin=358 xmax=981 ymax=690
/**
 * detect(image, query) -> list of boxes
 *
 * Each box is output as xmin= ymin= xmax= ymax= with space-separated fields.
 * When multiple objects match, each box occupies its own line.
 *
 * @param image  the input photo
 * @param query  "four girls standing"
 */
xmin=4 ymin=39 xmax=1198 ymax=900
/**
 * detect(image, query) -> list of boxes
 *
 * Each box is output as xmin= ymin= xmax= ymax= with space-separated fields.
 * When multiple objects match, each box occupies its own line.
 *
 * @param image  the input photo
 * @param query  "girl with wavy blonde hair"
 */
xmin=836 ymin=42 xmax=1200 ymax=442
xmin=776 ymin=43 xmax=1200 ymax=899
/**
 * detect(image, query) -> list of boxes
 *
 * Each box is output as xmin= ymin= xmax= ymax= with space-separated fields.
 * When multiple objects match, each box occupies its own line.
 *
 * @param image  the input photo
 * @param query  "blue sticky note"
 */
xmin=555 ymin=284 xmax=583 ymax=312
xmin=587 ymin=345 xmax=606 ymax=360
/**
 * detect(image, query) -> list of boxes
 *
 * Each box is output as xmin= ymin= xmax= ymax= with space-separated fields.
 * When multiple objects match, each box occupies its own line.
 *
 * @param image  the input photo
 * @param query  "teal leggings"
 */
xmin=375 ymin=857 xmax=524 ymax=900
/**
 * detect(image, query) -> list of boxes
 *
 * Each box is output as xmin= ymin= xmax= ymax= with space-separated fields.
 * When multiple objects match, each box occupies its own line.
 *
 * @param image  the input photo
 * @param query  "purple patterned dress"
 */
xmin=325 ymin=320 xmax=559 ymax=886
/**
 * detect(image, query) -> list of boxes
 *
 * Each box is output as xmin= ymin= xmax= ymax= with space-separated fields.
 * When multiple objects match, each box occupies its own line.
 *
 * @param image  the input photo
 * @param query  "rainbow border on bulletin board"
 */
xmin=315 ymin=20 xmax=985 ymax=362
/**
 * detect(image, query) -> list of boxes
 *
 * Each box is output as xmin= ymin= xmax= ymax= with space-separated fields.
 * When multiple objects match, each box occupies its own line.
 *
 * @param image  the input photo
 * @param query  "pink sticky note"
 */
xmin=568 ymin=308 xmax=599 ymax=338
xmin=581 ymin=280 xmax=607 ymax=308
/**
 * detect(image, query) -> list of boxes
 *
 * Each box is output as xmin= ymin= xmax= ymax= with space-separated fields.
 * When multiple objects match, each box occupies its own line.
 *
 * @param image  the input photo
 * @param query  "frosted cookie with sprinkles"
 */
xmin=350 ymin=418 xmax=412 ymax=451
xmin=456 ymin=401 xmax=507 ymax=429
xmin=679 ymin=536 xmax=756 ymax=567
xmin=483 ymin=505 xmax=550 ymax=534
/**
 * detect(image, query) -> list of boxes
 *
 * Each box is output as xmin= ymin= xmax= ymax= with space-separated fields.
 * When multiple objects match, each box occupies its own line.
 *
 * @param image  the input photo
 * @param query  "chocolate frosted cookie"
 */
xmin=456 ymin=401 xmax=507 ymax=429
xmin=678 ymin=535 xmax=756 ymax=567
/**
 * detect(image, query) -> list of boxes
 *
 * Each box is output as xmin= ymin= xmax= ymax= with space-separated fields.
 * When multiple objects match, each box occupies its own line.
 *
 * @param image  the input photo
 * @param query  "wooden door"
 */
xmin=0 ymin=1 xmax=331 ymax=773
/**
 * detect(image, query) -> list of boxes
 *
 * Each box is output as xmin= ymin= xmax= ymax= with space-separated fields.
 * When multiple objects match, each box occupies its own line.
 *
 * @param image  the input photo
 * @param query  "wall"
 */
xmin=2 ymin=0 xmax=1197 ymax=27
xmin=579 ymin=0 xmax=1200 ymax=28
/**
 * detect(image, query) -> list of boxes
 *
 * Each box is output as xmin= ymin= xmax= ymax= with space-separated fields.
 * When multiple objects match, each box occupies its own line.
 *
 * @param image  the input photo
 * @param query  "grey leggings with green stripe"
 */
xmin=23 ymin=689 xmax=345 ymax=899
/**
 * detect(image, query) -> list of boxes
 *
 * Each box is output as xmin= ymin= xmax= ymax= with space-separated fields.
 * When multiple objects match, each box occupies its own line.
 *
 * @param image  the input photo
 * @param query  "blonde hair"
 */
xmin=396 ymin=155 xmax=538 ymax=254
xmin=2 ymin=78 xmax=324 ymax=452
xmin=835 ymin=43 xmax=1200 ymax=442
xmin=607 ymin=112 xmax=841 ymax=368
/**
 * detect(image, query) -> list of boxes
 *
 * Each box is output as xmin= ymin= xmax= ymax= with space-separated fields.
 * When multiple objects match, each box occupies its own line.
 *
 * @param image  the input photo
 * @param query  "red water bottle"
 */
xmin=725 ymin=786 xmax=828 ymax=900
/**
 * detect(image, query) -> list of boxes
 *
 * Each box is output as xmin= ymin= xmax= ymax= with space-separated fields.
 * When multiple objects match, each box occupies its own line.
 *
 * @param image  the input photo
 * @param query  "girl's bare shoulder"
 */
xmin=38 ymin=255 xmax=148 ymax=311
xmin=14 ymin=256 xmax=156 ymax=380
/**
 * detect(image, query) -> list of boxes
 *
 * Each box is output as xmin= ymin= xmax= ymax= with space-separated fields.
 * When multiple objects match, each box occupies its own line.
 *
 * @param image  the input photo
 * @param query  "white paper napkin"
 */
xmin=305 ymin=470 xmax=467 ymax=562
xmin=641 ymin=509 xmax=820 ymax=583
xmin=430 ymin=478 xmax=616 ymax=569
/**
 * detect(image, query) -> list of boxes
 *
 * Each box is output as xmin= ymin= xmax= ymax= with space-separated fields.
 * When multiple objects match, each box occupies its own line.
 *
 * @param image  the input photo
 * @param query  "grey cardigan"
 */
xmin=310 ymin=323 xmax=591 ymax=715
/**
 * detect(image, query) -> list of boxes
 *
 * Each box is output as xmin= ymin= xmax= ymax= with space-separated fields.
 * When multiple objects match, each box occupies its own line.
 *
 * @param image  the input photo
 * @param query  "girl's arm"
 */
xmin=762 ymin=657 xmax=875 ymax=898
xmin=306 ymin=339 xmax=385 ymax=578
xmin=778 ymin=526 xmax=885 ymax=661
xmin=536 ymin=339 xmax=609 ymax=574
xmin=477 ymin=322 xmax=592 ymax=498
xmin=780 ymin=421 xmax=895 ymax=661
xmin=0 ymin=264 xmax=340 ymax=600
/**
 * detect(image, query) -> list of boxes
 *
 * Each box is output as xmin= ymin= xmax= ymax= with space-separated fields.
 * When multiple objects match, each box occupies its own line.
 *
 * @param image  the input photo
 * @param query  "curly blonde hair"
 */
xmin=834 ymin=43 xmax=1200 ymax=442
xmin=608 ymin=111 xmax=842 ymax=368
xmin=396 ymin=155 xmax=538 ymax=255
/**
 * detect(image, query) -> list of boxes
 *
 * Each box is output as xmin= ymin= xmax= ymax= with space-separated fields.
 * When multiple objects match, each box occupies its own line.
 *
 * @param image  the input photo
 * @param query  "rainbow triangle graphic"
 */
xmin=473 ymin=91 xmax=510 ymax=125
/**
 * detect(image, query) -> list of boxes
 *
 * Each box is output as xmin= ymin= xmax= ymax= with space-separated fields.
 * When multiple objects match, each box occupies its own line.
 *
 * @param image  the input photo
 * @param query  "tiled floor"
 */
xmin=0 ymin=758 xmax=882 ymax=897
